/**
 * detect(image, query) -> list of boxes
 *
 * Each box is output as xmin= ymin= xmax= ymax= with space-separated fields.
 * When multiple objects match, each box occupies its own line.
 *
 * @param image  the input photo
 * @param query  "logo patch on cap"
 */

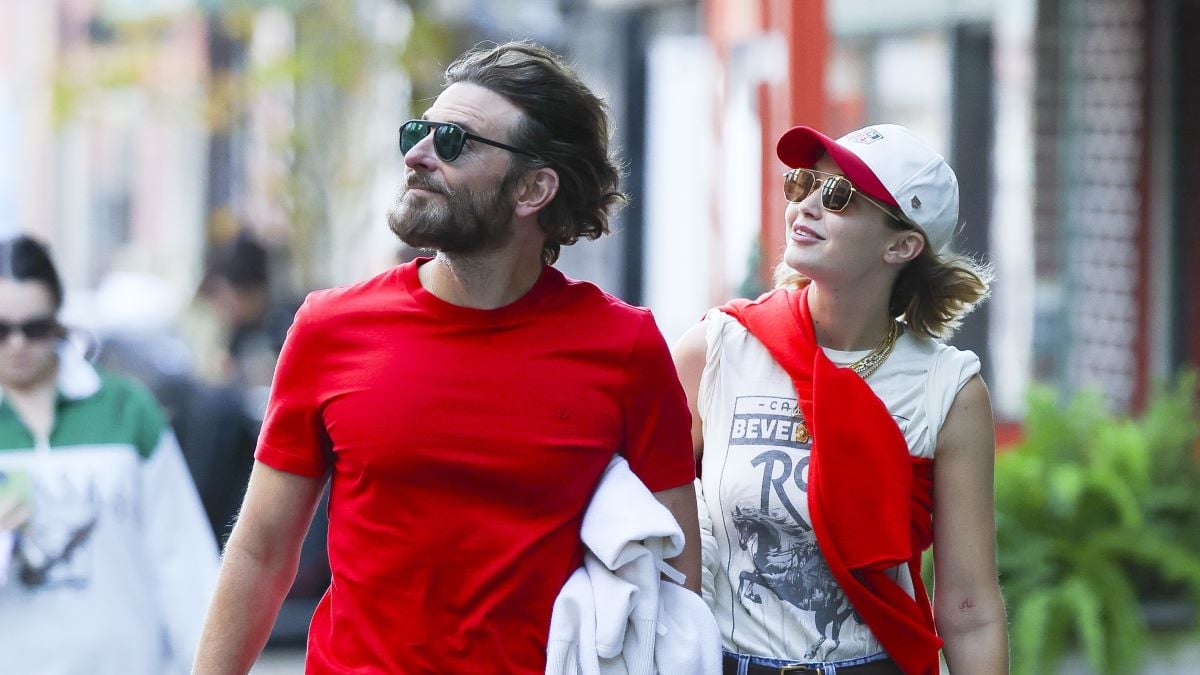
xmin=845 ymin=128 xmax=884 ymax=145
xmin=911 ymin=195 xmax=922 ymax=209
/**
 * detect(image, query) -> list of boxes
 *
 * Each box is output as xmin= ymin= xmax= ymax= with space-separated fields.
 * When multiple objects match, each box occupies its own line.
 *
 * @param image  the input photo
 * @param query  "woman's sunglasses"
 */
xmin=399 ymin=120 xmax=538 ymax=163
xmin=0 ymin=317 xmax=59 ymax=342
xmin=783 ymin=168 xmax=901 ymax=221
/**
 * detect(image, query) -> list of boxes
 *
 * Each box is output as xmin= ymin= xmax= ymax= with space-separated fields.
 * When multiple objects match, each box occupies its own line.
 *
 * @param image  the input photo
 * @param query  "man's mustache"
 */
xmin=405 ymin=174 xmax=452 ymax=196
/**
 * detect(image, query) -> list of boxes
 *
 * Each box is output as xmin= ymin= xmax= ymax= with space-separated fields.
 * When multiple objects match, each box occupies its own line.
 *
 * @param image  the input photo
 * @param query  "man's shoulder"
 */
xmin=552 ymin=269 xmax=653 ymax=324
xmin=298 ymin=265 xmax=409 ymax=319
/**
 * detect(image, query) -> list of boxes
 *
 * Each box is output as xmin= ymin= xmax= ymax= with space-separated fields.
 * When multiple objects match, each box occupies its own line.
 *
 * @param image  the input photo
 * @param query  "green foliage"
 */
xmin=400 ymin=11 xmax=457 ymax=105
xmin=997 ymin=371 xmax=1200 ymax=675
xmin=736 ymin=239 xmax=767 ymax=300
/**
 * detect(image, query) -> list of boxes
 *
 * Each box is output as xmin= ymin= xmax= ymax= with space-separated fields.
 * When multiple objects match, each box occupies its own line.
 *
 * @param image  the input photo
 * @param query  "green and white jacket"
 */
xmin=0 ymin=343 xmax=219 ymax=674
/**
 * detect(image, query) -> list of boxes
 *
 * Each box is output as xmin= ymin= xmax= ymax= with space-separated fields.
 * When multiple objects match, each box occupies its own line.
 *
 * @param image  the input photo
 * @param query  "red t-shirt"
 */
xmin=255 ymin=259 xmax=696 ymax=674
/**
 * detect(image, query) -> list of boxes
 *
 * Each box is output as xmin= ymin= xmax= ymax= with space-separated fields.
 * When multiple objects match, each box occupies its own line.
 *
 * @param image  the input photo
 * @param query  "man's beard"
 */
xmin=387 ymin=169 xmax=520 ymax=256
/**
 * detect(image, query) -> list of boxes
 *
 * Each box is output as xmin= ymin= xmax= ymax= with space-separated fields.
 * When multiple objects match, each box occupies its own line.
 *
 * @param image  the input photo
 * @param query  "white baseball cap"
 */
xmin=777 ymin=124 xmax=959 ymax=254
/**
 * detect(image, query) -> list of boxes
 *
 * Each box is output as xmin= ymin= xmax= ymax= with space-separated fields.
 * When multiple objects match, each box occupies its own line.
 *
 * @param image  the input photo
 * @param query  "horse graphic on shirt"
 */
xmin=732 ymin=504 xmax=860 ymax=659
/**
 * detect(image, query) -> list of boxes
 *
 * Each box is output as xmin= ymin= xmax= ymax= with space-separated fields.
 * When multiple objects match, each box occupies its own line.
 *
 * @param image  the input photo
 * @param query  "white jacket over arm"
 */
xmin=546 ymin=457 xmax=720 ymax=675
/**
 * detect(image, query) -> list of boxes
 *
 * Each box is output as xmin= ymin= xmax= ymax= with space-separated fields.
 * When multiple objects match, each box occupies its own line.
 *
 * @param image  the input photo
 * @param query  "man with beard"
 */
xmin=192 ymin=41 xmax=700 ymax=675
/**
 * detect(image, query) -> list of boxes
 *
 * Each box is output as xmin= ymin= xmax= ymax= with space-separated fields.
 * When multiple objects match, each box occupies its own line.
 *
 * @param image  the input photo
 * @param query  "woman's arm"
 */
xmin=932 ymin=375 xmax=1009 ymax=673
xmin=672 ymin=320 xmax=722 ymax=601
xmin=670 ymin=321 xmax=708 ymax=463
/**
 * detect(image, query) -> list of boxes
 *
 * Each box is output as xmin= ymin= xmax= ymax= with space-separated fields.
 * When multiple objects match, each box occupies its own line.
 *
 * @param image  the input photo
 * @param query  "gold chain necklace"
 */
xmin=791 ymin=320 xmax=901 ymax=442
xmin=848 ymin=319 xmax=901 ymax=380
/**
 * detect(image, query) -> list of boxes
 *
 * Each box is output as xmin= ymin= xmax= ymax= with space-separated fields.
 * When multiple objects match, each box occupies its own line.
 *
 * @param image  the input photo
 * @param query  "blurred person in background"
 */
xmin=0 ymin=234 xmax=219 ymax=674
xmin=180 ymin=230 xmax=295 ymax=390
xmin=194 ymin=40 xmax=699 ymax=674
xmin=171 ymin=231 xmax=301 ymax=547
xmin=673 ymin=124 xmax=1008 ymax=674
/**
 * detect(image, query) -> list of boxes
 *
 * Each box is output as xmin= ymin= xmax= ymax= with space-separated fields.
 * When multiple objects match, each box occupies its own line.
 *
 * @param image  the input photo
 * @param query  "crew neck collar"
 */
xmin=400 ymin=256 xmax=562 ymax=322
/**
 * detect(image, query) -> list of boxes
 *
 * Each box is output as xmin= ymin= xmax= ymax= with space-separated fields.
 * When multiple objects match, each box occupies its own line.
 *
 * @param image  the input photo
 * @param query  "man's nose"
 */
xmin=403 ymin=133 xmax=440 ymax=172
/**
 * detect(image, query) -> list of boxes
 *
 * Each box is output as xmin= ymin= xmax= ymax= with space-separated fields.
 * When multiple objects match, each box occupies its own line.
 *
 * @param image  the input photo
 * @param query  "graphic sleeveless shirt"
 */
xmin=696 ymin=309 xmax=979 ymax=661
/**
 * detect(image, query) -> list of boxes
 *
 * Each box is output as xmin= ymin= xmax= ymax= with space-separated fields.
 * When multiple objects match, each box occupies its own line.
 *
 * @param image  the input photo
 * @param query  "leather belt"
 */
xmin=722 ymin=653 xmax=903 ymax=675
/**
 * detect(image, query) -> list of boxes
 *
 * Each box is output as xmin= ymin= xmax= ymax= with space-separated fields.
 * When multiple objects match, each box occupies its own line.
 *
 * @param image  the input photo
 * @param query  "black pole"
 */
xmin=620 ymin=9 xmax=650 ymax=305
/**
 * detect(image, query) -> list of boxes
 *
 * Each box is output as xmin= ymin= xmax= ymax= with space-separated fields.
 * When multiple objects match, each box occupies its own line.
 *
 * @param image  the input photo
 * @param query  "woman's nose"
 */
xmin=798 ymin=187 xmax=823 ymax=218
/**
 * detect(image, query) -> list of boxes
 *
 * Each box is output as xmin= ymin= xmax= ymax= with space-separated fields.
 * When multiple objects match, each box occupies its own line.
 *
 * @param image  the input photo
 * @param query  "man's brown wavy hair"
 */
xmin=444 ymin=41 xmax=626 ymax=265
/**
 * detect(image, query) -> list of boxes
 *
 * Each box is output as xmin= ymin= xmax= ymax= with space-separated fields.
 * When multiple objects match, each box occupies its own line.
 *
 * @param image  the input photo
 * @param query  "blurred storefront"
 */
xmin=0 ymin=0 xmax=210 ymax=309
xmin=1033 ymin=0 xmax=1200 ymax=414
xmin=0 ymin=0 xmax=414 ymax=320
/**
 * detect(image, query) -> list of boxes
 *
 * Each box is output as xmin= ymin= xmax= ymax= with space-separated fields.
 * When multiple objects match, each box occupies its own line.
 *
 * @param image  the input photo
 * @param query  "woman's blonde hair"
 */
xmin=772 ymin=224 xmax=994 ymax=340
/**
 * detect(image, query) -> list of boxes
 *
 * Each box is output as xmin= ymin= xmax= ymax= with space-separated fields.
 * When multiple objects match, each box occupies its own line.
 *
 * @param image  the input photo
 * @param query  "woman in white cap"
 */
xmin=673 ymin=124 xmax=1008 ymax=675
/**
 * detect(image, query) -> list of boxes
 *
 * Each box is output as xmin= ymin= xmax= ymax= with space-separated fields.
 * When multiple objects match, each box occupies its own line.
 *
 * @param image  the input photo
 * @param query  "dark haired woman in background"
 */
xmin=0 ymin=234 xmax=218 ymax=674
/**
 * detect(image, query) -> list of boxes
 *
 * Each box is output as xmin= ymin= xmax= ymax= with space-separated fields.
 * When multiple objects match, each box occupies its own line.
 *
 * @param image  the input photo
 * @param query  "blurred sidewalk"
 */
xmin=251 ymin=646 xmax=306 ymax=674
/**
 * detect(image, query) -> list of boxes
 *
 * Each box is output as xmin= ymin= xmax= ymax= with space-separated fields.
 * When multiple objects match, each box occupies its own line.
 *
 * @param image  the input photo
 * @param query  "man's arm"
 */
xmin=192 ymin=461 xmax=327 ymax=674
xmin=932 ymin=376 xmax=1009 ymax=673
xmin=653 ymin=482 xmax=701 ymax=592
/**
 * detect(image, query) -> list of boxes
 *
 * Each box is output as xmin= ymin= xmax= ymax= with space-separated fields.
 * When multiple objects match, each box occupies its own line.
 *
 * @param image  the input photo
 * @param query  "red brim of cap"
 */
xmin=776 ymin=126 xmax=900 ymax=209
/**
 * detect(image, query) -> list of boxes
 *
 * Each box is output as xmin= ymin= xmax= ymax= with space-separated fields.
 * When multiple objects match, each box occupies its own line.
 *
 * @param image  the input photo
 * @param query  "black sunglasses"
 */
xmin=399 ymin=120 xmax=538 ymax=162
xmin=783 ymin=168 xmax=902 ymax=221
xmin=0 ymin=317 xmax=59 ymax=342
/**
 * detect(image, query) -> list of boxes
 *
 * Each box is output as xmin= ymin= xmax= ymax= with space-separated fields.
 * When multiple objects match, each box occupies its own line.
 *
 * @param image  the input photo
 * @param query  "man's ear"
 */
xmin=514 ymin=167 xmax=559 ymax=218
xmin=884 ymin=229 xmax=925 ymax=265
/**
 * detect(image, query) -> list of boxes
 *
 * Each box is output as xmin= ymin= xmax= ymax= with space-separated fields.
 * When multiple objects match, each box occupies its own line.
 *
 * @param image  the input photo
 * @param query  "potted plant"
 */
xmin=992 ymin=372 xmax=1200 ymax=675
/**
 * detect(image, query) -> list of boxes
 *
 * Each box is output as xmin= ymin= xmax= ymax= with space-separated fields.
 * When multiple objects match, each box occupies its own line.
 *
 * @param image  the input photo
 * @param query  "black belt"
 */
xmin=722 ymin=653 xmax=903 ymax=675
